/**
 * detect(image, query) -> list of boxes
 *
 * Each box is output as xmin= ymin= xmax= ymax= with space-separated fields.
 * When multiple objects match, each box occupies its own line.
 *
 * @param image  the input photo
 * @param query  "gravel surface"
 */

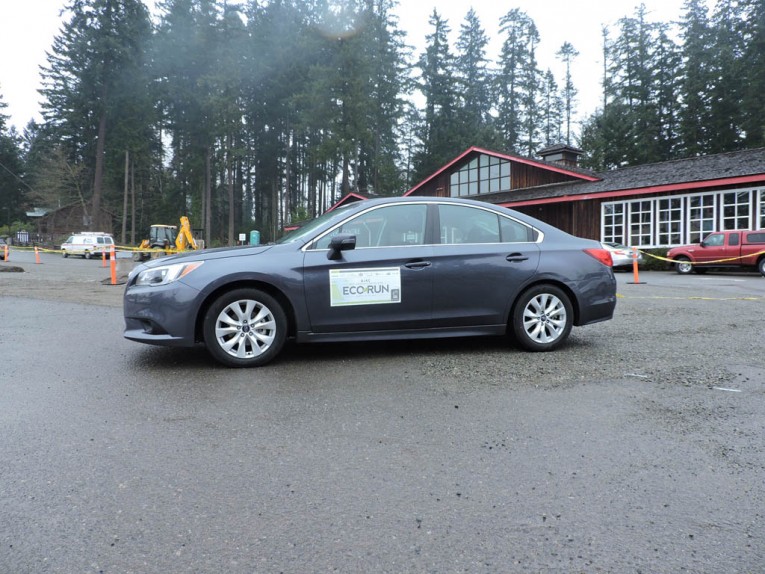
xmin=2 ymin=250 xmax=764 ymax=573
xmin=1 ymin=251 xmax=763 ymax=389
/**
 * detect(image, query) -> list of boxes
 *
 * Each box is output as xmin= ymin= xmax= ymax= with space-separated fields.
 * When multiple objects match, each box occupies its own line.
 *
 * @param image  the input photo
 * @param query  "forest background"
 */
xmin=0 ymin=0 xmax=764 ymax=246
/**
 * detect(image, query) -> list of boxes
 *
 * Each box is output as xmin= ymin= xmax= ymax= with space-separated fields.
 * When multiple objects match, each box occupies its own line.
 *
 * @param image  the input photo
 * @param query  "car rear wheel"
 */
xmin=511 ymin=285 xmax=573 ymax=352
xmin=203 ymin=288 xmax=287 ymax=367
xmin=674 ymin=257 xmax=693 ymax=274
xmin=759 ymin=258 xmax=765 ymax=277
xmin=84 ymin=251 xmax=92 ymax=260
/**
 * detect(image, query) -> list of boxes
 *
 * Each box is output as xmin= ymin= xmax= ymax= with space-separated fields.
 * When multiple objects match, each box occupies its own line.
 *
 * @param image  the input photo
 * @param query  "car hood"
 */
xmin=139 ymin=244 xmax=276 ymax=268
xmin=667 ymin=243 xmax=700 ymax=255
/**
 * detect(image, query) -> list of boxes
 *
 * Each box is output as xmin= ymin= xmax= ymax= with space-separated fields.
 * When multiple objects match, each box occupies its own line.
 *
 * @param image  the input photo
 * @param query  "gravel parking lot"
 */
xmin=1 ymin=250 xmax=764 ymax=572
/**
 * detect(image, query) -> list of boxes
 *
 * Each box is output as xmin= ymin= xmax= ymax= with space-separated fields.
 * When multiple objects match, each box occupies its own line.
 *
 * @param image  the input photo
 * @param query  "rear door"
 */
xmin=429 ymin=204 xmax=540 ymax=328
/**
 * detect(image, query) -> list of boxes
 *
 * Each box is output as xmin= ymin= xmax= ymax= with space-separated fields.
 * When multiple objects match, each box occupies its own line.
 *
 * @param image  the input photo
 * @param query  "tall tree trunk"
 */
xmin=284 ymin=131 xmax=291 ymax=225
xmin=91 ymin=108 xmax=107 ymax=230
xmin=205 ymin=148 xmax=212 ymax=248
xmin=122 ymin=149 xmax=129 ymax=243
xmin=130 ymin=160 xmax=135 ymax=245
xmin=227 ymin=134 xmax=235 ymax=246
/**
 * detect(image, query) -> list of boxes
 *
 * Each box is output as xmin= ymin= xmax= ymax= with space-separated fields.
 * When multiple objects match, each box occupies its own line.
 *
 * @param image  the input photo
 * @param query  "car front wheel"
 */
xmin=511 ymin=285 xmax=573 ymax=352
xmin=759 ymin=258 xmax=765 ymax=277
xmin=674 ymin=257 xmax=693 ymax=274
xmin=203 ymin=288 xmax=287 ymax=367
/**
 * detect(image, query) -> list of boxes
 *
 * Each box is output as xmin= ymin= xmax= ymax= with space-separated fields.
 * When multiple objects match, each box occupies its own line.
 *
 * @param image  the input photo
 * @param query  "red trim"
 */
xmin=500 ymin=174 xmax=765 ymax=208
xmin=328 ymin=192 xmax=368 ymax=211
xmin=404 ymin=146 xmax=599 ymax=196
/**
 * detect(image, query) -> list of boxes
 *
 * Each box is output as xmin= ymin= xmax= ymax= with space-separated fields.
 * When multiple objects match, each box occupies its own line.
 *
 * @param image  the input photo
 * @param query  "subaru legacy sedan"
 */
xmin=124 ymin=197 xmax=617 ymax=367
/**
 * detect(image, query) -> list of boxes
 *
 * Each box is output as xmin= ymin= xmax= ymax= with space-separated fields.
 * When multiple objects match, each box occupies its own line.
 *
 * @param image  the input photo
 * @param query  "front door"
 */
xmin=302 ymin=203 xmax=434 ymax=333
xmin=697 ymin=232 xmax=738 ymax=264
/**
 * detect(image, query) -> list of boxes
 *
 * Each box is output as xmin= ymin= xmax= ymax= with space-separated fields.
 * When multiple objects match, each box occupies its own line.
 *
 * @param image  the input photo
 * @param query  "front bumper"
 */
xmin=123 ymin=280 xmax=201 ymax=347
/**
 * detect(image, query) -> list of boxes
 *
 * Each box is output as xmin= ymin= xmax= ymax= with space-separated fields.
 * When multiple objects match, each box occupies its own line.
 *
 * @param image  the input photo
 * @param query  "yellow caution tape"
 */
xmin=1 ymin=244 xmax=191 ymax=255
xmin=638 ymin=248 xmax=765 ymax=265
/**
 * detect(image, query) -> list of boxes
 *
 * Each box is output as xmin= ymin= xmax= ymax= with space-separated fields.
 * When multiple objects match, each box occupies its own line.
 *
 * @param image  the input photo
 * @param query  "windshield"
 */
xmin=276 ymin=203 xmax=360 ymax=245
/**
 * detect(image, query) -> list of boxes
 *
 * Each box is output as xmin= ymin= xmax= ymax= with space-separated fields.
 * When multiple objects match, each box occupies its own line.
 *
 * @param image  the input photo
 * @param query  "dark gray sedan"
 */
xmin=124 ymin=197 xmax=617 ymax=367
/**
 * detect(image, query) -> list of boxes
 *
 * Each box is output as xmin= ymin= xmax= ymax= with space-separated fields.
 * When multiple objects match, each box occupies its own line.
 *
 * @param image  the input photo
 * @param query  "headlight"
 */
xmin=135 ymin=261 xmax=204 ymax=286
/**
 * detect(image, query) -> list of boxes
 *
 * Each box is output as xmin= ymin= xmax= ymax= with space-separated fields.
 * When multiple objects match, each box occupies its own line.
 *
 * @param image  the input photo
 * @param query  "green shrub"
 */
xmin=639 ymin=248 xmax=672 ymax=271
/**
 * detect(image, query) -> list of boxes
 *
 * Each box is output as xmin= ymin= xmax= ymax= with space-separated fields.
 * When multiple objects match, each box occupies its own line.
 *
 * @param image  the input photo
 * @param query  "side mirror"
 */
xmin=700 ymin=241 xmax=708 ymax=247
xmin=327 ymin=234 xmax=356 ymax=260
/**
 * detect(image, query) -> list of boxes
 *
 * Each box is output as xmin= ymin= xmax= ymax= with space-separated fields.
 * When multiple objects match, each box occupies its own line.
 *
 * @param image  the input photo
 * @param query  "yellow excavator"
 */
xmin=135 ymin=216 xmax=198 ymax=261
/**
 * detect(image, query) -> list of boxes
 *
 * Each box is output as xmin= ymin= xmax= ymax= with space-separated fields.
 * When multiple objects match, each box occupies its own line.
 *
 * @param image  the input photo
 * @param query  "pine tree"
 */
xmin=678 ymin=0 xmax=713 ymax=155
xmin=414 ymin=9 xmax=459 ymax=182
xmin=454 ymin=8 xmax=498 ymax=150
xmin=154 ymin=0 xmax=222 ymax=239
xmin=539 ymin=70 xmax=563 ymax=147
xmin=706 ymin=0 xmax=745 ymax=152
xmin=39 ymin=0 xmax=153 ymax=230
xmin=497 ymin=8 xmax=542 ymax=155
xmin=0 ymin=95 xmax=27 ymax=226
xmin=591 ymin=5 xmax=681 ymax=166
xmin=556 ymin=42 xmax=578 ymax=146
xmin=739 ymin=0 xmax=765 ymax=147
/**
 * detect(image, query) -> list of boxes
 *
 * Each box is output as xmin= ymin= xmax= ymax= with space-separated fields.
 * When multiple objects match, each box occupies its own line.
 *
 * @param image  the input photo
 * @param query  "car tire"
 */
xmin=759 ymin=258 xmax=765 ymax=277
xmin=511 ymin=284 xmax=573 ymax=352
xmin=63 ymin=251 xmax=68 ymax=258
xmin=203 ymin=288 xmax=287 ymax=367
xmin=674 ymin=257 xmax=693 ymax=274
xmin=85 ymin=251 xmax=92 ymax=260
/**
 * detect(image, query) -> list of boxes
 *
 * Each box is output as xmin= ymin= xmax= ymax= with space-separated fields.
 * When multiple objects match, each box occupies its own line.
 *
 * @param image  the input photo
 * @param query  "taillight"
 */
xmin=584 ymin=248 xmax=613 ymax=267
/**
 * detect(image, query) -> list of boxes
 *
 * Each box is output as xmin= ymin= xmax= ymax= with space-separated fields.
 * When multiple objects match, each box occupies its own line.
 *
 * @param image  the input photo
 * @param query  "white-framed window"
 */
xmin=687 ymin=193 xmax=715 ymax=243
xmin=759 ymin=189 xmax=765 ymax=228
xmin=628 ymin=200 xmax=653 ymax=246
xmin=602 ymin=203 xmax=625 ymax=243
xmin=721 ymin=191 xmax=751 ymax=230
xmin=658 ymin=197 xmax=683 ymax=245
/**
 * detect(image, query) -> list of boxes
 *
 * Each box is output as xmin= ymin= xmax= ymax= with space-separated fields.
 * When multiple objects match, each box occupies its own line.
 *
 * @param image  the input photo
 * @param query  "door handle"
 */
xmin=506 ymin=253 xmax=529 ymax=262
xmin=404 ymin=260 xmax=431 ymax=269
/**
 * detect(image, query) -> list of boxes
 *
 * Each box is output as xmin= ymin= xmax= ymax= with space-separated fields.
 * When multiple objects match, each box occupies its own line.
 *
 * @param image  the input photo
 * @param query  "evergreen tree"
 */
xmin=556 ymin=42 xmax=578 ymax=146
xmin=590 ymin=5 xmax=681 ymax=166
xmin=357 ymin=0 xmax=409 ymax=196
xmin=678 ymin=0 xmax=713 ymax=155
xmin=39 ymin=0 xmax=153 ymax=229
xmin=739 ymin=0 xmax=765 ymax=147
xmin=414 ymin=9 xmax=459 ymax=182
xmin=539 ymin=70 xmax=563 ymax=147
xmin=0 ymin=95 xmax=27 ymax=227
xmin=154 ymin=0 xmax=221 ymax=238
xmin=454 ymin=8 xmax=499 ymax=150
xmin=497 ymin=8 xmax=542 ymax=155
xmin=706 ymin=0 xmax=745 ymax=152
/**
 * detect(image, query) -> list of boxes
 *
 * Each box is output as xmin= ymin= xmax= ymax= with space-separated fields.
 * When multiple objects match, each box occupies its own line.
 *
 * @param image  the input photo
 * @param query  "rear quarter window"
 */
xmin=744 ymin=232 xmax=765 ymax=244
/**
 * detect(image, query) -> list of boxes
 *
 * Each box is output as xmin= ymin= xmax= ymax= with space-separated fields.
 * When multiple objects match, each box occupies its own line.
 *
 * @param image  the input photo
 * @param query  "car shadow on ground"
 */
xmin=123 ymin=334 xmax=595 ymax=372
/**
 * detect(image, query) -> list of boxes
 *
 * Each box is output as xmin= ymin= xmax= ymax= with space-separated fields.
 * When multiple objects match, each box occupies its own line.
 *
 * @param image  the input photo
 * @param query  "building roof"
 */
xmin=404 ymin=146 xmax=600 ymax=197
xmin=494 ymin=147 xmax=765 ymax=206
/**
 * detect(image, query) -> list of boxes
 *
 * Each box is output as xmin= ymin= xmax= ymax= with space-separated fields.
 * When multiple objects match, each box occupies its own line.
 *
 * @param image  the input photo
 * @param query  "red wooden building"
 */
xmin=405 ymin=145 xmax=765 ymax=248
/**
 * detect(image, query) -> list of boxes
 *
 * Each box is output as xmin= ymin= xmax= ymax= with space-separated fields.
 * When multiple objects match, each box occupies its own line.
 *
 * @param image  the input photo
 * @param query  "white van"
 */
xmin=61 ymin=232 xmax=115 ymax=259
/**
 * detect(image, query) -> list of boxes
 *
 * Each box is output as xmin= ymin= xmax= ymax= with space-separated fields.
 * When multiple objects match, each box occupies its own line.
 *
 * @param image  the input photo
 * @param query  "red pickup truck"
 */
xmin=667 ymin=230 xmax=765 ymax=276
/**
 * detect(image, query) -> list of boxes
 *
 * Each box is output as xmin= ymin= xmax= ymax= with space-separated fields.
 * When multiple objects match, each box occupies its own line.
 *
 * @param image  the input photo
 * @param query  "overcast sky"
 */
xmin=0 ymin=0 xmax=686 ymax=132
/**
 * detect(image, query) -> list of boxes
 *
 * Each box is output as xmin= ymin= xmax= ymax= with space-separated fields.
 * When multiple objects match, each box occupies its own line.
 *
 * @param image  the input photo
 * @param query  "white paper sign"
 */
xmin=329 ymin=268 xmax=401 ymax=307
